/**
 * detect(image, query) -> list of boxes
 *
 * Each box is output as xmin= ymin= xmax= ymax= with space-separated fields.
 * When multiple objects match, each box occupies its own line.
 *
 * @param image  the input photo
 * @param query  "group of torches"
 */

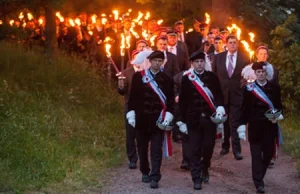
xmin=1 ymin=9 xmax=255 ymax=72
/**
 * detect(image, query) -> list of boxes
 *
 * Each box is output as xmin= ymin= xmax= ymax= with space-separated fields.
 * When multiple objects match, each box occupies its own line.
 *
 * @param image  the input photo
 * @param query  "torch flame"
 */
xmin=38 ymin=18 xmax=43 ymax=25
xmin=144 ymin=12 xmax=150 ymax=20
xmin=188 ymin=28 xmax=193 ymax=32
xmin=205 ymin=13 xmax=210 ymax=24
xmin=130 ymin=24 xmax=140 ymax=38
xmin=157 ymin=19 xmax=163 ymax=25
xmin=241 ymin=40 xmax=254 ymax=59
xmin=104 ymin=36 xmax=112 ymax=43
xmin=227 ymin=23 xmax=241 ymax=40
xmin=88 ymin=31 xmax=93 ymax=35
xmin=91 ymin=15 xmax=97 ymax=24
xmin=133 ymin=12 xmax=144 ymax=23
xmin=56 ymin=12 xmax=64 ymax=22
xmin=69 ymin=19 xmax=75 ymax=27
xmin=249 ymin=32 xmax=255 ymax=42
xmin=142 ymin=30 xmax=149 ymax=40
xmin=150 ymin=35 xmax=157 ymax=46
xmin=74 ymin=18 xmax=81 ymax=26
xmin=19 ymin=12 xmax=24 ymax=20
xmin=128 ymin=9 xmax=132 ymax=13
xmin=0 ymin=20 xmax=3 ymax=25
xmin=112 ymin=10 xmax=119 ymax=21
xmin=22 ymin=22 xmax=26 ymax=28
xmin=9 ymin=20 xmax=14 ymax=26
xmin=27 ymin=13 xmax=34 ymax=20
xmin=102 ymin=18 xmax=107 ymax=25
xmin=120 ymin=33 xmax=126 ymax=56
xmin=105 ymin=43 xmax=112 ymax=57
xmin=126 ymin=35 xmax=131 ymax=49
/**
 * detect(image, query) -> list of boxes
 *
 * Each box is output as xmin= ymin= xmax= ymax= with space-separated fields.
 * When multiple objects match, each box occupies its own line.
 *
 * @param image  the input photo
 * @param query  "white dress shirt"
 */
xmin=226 ymin=51 xmax=238 ymax=71
xmin=179 ymin=33 xmax=185 ymax=42
xmin=167 ymin=44 xmax=177 ymax=55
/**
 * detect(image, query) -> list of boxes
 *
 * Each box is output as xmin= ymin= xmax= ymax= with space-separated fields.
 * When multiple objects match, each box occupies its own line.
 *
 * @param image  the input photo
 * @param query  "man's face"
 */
xmin=175 ymin=24 xmax=184 ymax=33
xmin=255 ymin=69 xmax=267 ymax=81
xmin=226 ymin=38 xmax=238 ymax=53
xmin=193 ymin=22 xmax=200 ymax=32
xmin=208 ymin=33 xmax=216 ymax=44
xmin=150 ymin=58 xmax=164 ymax=71
xmin=210 ymin=28 xmax=219 ymax=35
xmin=156 ymin=39 xmax=167 ymax=51
xmin=167 ymin=35 xmax=178 ymax=46
xmin=136 ymin=42 xmax=147 ymax=51
xmin=199 ymin=28 xmax=206 ymax=36
xmin=256 ymin=49 xmax=268 ymax=62
xmin=192 ymin=59 xmax=205 ymax=72
xmin=214 ymin=40 xmax=224 ymax=52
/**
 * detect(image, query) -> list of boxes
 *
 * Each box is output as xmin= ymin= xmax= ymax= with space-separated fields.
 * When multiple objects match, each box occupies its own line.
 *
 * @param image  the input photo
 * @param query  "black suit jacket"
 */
xmin=185 ymin=31 xmax=203 ymax=55
xmin=212 ymin=51 xmax=248 ymax=105
xmin=176 ymin=46 xmax=190 ymax=71
xmin=163 ymin=52 xmax=180 ymax=79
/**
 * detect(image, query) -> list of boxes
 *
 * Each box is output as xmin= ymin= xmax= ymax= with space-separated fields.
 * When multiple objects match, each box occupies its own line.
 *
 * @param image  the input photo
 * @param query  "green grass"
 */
xmin=281 ymin=114 xmax=300 ymax=171
xmin=0 ymin=42 xmax=125 ymax=192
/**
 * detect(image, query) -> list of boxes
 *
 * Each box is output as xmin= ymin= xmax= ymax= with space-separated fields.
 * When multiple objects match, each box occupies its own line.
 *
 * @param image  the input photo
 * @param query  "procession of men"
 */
xmin=117 ymin=16 xmax=284 ymax=194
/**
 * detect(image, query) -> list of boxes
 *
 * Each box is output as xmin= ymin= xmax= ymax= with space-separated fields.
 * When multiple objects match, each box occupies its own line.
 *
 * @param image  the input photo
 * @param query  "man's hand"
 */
xmin=176 ymin=121 xmax=188 ymax=134
xmin=126 ymin=110 xmax=136 ymax=128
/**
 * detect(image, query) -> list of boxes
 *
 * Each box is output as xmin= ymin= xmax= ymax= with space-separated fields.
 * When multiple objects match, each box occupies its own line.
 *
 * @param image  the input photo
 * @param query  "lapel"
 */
xmin=220 ymin=51 xmax=229 ymax=78
xmin=231 ymin=51 xmax=242 ymax=78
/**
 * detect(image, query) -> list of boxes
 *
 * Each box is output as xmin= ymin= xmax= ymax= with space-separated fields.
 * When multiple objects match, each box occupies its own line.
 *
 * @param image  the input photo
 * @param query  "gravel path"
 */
xmin=102 ymin=140 xmax=300 ymax=194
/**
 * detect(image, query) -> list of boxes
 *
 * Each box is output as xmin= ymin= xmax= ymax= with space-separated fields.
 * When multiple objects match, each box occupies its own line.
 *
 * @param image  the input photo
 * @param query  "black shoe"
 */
xmin=142 ymin=175 xmax=150 ymax=183
xmin=201 ymin=168 xmax=209 ymax=183
xmin=256 ymin=186 xmax=265 ymax=193
xmin=150 ymin=180 xmax=158 ymax=189
xmin=234 ymin=152 xmax=243 ymax=160
xmin=193 ymin=179 xmax=202 ymax=190
xmin=128 ymin=162 xmax=137 ymax=169
xmin=180 ymin=160 xmax=189 ymax=170
xmin=220 ymin=148 xmax=229 ymax=155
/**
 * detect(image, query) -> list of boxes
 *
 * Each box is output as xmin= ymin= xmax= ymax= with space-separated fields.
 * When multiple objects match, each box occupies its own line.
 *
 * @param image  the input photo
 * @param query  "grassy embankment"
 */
xmin=0 ymin=42 xmax=125 ymax=193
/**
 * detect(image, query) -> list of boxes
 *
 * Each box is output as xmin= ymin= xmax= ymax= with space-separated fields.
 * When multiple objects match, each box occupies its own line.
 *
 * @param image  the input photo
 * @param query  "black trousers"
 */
xmin=181 ymin=133 xmax=190 ymax=163
xmin=125 ymin=120 xmax=138 ymax=163
xmin=136 ymin=128 xmax=164 ymax=182
xmin=250 ymin=137 xmax=275 ymax=188
xmin=188 ymin=116 xmax=216 ymax=182
xmin=222 ymin=104 xmax=242 ymax=154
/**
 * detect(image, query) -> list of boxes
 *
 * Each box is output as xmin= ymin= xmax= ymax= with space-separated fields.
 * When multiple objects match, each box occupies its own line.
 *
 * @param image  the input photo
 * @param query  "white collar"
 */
xmin=167 ymin=44 xmax=177 ymax=48
xmin=194 ymin=70 xmax=204 ymax=75
xmin=256 ymin=80 xmax=267 ymax=87
xmin=133 ymin=65 xmax=140 ymax=72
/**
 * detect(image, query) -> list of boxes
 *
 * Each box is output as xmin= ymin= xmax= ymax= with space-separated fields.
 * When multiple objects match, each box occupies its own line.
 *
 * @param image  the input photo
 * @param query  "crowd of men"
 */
xmin=117 ymin=16 xmax=284 ymax=194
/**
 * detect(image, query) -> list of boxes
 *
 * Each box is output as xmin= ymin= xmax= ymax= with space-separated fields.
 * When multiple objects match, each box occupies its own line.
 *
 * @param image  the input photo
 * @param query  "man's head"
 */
xmin=167 ymin=30 xmax=178 ymax=46
xmin=189 ymin=51 xmax=206 ymax=73
xmin=156 ymin=36 xmax=168 ymax=51
xmin=226 ymin=35 xmax=238 ymax=53
xmin=199 ymin=23 xmax=208 ymax=36
xmin=214 ymin=36 xmax=224 ymax=53
xmin=207 ymin=32 xmax=216 ymax=45
xmin=148 ymin=50 xmax=165 ymax=72
xmin=252 ymin=62 xmax=267 ymax=82
xmin=175 ymin=21 xmax=184 ymax=33
xmin=210 ymin=26 xmax=219 ymax=35
xmin=136 ymin=39 xmax=148 ymax=51
xmin=256 ymin=46 xmax=269 ymax=62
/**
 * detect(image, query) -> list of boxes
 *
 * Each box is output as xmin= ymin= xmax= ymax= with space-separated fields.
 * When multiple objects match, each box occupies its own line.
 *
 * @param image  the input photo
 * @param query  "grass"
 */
xmin=280 ymin=114 xmax=300 ymax=171
xmin=0 ymin=42 xmax=125 ymax=193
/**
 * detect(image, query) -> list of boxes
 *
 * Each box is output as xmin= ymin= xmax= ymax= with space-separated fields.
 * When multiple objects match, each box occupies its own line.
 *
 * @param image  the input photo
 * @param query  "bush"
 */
xmin=0 ymin=42 xmax=125 ymax=192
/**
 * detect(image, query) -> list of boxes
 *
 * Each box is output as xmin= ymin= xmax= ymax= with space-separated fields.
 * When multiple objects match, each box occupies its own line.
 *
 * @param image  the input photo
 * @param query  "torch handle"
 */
xmin=108 ymin=57 xmax=120 ymax=75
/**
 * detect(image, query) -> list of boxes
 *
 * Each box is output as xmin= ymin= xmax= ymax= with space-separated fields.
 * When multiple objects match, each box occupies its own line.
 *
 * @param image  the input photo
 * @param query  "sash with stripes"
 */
xmin=141 ymin=69 xmax=172 ymax=158
xmin=247 ymin=82 xmax=284 ymax=159
xmin=186 ymin=71 xmax=216 ymax=112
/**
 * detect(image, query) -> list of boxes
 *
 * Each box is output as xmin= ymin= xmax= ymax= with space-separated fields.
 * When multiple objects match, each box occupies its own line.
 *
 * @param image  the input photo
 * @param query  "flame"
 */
xmin=205 ymin=12 xmax=210 ymax=24
xmin=102 ymin=18 xmax=107 ymax=25
xmin=9 ymin=20 xmax=14 ymax=26
xmin=38 ymin=18 xmax=43 ymax=25
xmin=130 ymin=24 xmax=140 ymax=38
xmin=69 ymin=19 xmax=75 ymax=27
xmin=227 ymin=23 xmax=241 ymax=40
xmin=125 ymin=35 xmax=131 ymax=49
xmin=249 ymin=32 xmax=255 ymax=42
xmin=112 ymin=10 xmax=119 ymax=21
xmin=101 ymin=13 xmax=106 ymax=17
xmin=105 ymin=43 xmax=112 ymax=57
xmin=74 ymin=18 xmax=81 ymax=26
xmin=19 ymin=12 xmax=24 ymax=20
xmin=188 ymin=28 xmax=193 ymax=32
xmin=88 ymin=31 xmax=93 ymax=35
xmin=150 ymin=35 xmax=157 ymax=46
xmin=128 ymin=9 xmax=132 ymax=13
xmin=22 ymin=22 xmax=26 ymax=28
xmin=27 ymin=13 xmax=34 ymax=20
xmin=91 ymin=15 xmax=97 ymax=24
xmin=0 ymin=20 xmax=3 ymax=25
xmin=120 ymin=33 xmax=126 ymax=56
xmin=157 ymin=19 xmax=163 ymax=25
xmin=144 ymin=12 xmax=150 ymax=20
xmin=142 ymin=30 xmax=149 ymax=40
xmin=241 ymin=40 xmax=254 ymax=59
xmin=56 ymin=12 xmax=64 ymax=22
xmin=104 ymin=36 xmax=112 ymax=43
xmin=133 ymin=12 xmax=144 ymax=23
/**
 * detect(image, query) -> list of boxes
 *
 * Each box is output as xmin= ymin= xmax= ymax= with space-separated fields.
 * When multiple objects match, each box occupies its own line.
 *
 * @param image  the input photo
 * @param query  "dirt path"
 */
xmin=101 ymin=140 xmax=300 ymax=194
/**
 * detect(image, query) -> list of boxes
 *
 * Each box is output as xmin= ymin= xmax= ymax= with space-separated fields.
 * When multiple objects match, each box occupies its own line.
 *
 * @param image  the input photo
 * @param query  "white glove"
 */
xmin=162 ymin=112 xmax=174 ymax=126
xmin=126 ymin=110 xmax=136 ymax=128
xmin=217 ymin=124 xmax=224 ymax=139
xmin=237 ymin=125 xmax=246 ymax=141
xmin=269 ymin=114 xmax=284 ymax=123
xmin=216 ymin=106 xmax=225 ymax=118
xmin=176 ymin=121 xmax=188 ymax=134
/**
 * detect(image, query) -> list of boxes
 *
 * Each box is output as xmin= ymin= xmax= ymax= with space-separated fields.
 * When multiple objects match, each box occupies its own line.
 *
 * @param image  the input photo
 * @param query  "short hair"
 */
xmin=210 ymin=26 xmax=219 ymax=31
xmin=214 ymin=36 xmax=223 ymax=42
xmin=207 ymin=32 xmax=214 ymax=36
xmin=256 ymin=45 xmax=269 ymax=54
xmin=226 ymin=35 xmax=238 ymax=43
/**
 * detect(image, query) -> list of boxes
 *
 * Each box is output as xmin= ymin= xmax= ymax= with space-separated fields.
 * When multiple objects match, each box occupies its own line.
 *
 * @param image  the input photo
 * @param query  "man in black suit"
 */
xmin=118 ymin=50 xmax=141 ymax=169
xmin=238 ymin=62 xmax=283 ymax=193
xmin=155 ymin=35 xmax=180 ymax=79
xmin=208 ymin=36 xmax=225 ymax=64
xmin=185 ymin=18 xmax=204 ymax=55
xmin=127 ymin=51 xmax=174 ymax=189
xmin=174 ymin=20 xmax=186 ymax=43
xmin=212 ymin=35 xmax=248 ymax=160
